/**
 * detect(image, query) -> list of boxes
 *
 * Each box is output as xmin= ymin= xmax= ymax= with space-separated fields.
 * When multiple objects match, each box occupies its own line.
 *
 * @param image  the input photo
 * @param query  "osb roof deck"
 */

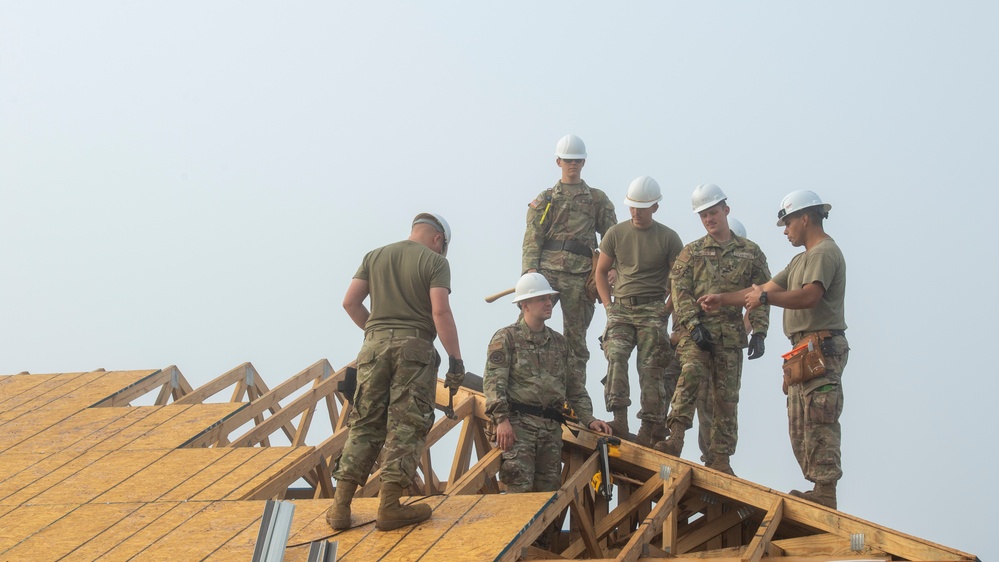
xmin=0 ymin=366 xmax=978 ymax=561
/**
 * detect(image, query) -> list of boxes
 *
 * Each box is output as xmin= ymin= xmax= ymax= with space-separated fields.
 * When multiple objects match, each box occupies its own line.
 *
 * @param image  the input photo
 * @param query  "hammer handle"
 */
xmin=484 ymin=287 xmax=516 ymax=303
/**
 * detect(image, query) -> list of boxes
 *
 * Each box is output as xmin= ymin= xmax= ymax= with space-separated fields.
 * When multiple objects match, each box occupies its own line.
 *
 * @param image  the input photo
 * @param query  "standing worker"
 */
xmin=522 ymin=134 xmax=618 ymax=381
xmin=484 ymin=272 xmax=612 ymax=493
xmin=327 ymin=212 xmax=465 ymax=531
xmin=654 ymin=185 xmax=770 ymax=476
xmin=700 ymin=190 xmax=847 ymax=507
xmin=595 ymin=176 xmax=683 ymax=445
xmin=664 ymin=216 xmax=749 ymax=463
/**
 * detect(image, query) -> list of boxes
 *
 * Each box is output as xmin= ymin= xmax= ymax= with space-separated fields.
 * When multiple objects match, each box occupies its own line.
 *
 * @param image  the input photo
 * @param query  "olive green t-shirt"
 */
xmin=599 ymin=220 xmax=683 ymax=298
xmin=772 ymin=237 xmax=847 ymax=337
xmin=354 ymin=240 xmax=450 ymax=336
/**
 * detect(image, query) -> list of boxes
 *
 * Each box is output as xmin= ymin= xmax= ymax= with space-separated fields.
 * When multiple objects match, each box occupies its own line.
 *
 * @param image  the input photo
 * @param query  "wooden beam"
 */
xmin=447 ymin=414 xmax=477 ymax=489
xmin=446 ymin=447 xmax=502 ymax=495
xmin=560 ymin=468 xmax=666 ymax=559
xmin=617 ymin=465 xmax=691 ymax=562
xmin=495 ymin=453 xmax=600 ymax=562
xmin=677 ymin=504 xmax=753 ymax=554
xmin=570 ymin=492 xmax=603 ymax=558
xmin=741 ymin=497 xmax=783 ymax=562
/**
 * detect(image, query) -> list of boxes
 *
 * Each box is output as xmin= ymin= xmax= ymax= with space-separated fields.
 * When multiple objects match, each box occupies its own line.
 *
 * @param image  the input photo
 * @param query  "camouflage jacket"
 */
xmin=484 ymin=318 xmax=597 ymax=427
xmin=670 ymin=233 xmax=771 ymax=348
xmin=522 ymin=180 xmax=617 ymax=275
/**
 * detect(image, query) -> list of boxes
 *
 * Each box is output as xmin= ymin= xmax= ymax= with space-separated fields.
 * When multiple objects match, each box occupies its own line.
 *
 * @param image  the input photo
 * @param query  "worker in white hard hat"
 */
xmin=483 ymin=273 xmax=612 ymax=497
xmin=665 ymin=215 xmax=749 ymax=466
xmin=594 ymin=176 xmax=684 ymax=447
xmin=699 ymin=190 xmax=847 ymax=508
xmin=522 ymin=134 xmax=618 ymax=383
xmin=329 ymin=212 xmax=464 ymax=532
xmin=654 ymin=185 xmax=771 ymax=477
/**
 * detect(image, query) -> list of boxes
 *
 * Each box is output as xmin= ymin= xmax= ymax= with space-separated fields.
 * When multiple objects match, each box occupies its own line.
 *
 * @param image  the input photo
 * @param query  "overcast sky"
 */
xmin=2 ymin=2 xmax=997 ymax=559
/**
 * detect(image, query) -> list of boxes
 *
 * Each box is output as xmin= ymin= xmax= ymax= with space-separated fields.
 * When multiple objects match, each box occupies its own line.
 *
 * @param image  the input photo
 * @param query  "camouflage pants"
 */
xmin=667 ymin=338 xmax=743 ymax=457
xmin=601 ymin=301 xmax=672 ymax=423
xmin=787 ymin=334 xmax=849 ymax=484
xmin=666 ymin=352 xmax=714 ymax=462
xmin=332 ymin=334 xmax=437 ymax=488
xmin=500 ymin=414 xmax=563 ymax=493
xmin=538 ymin=268 xmax=594 ymax=381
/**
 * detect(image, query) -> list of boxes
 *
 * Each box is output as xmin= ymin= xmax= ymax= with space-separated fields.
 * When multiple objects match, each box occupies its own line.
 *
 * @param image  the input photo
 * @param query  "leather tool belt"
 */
xmin=782 ymin=330 xmax=840 ymax=387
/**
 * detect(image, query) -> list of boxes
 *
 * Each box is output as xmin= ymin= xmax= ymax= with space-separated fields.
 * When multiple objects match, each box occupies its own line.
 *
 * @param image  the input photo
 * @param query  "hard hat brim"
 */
xmin=511 ymin=289 xmax=559 ymax=304
xmin=776 ymin=203 xmax=832 ymax=226
xmin=624 ymin=196 xmax=661 ymax=209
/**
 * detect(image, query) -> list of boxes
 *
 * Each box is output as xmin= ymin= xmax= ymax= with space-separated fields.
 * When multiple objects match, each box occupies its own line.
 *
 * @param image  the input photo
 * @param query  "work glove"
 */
xmin=445 ymin=356 xmax=465 ymax=395
xmin=690 ymin=323 xmax=714 ymax=352
xmin=747 ymin=333 xmax=766 ymax=360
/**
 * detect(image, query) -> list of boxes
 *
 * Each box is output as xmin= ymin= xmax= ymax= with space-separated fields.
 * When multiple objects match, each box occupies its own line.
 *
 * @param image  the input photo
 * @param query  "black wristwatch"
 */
xmin=759 ymin=291 xmax=768 ymax=305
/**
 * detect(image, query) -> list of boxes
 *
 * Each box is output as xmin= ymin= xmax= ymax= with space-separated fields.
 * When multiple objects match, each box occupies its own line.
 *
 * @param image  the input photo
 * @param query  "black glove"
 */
xmin=748 ymin=333 xmax=766 ymax=360
xmin=445 ymin=356 xmax=465 ymax=395
xmin=690 ymin=323 xmax=714 ymax=351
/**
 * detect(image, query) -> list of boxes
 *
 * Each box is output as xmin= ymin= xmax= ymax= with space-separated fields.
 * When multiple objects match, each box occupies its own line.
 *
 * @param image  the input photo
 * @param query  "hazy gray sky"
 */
xmin=2 ymin=2 xmax=996 ymax=559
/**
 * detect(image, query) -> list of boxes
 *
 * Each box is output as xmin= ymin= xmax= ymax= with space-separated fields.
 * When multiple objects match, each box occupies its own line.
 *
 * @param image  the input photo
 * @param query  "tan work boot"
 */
xmin=375 ymin=481 xmax=432 ymax=531
xmin=790 ymin=482 xmax=837 ymax=509
xmin=653 ymin=422 xmax=686 ymax=456
xmin=635 ymin=420 xmax=658 ymax=447
xmin=606 ymin=409 xmax=630 ymax=438
xmin=325 ymin=481 xmax=358 ymax=530
xmin=705 ymin=454 xmax=736 ymax=476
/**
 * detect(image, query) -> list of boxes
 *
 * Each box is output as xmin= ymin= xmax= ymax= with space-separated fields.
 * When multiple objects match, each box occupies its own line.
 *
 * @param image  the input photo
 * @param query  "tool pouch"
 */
xmin=782 ymin=333 xmax=829 ymax=387
xmin=585 ymin=249 xmax=601 ymax=303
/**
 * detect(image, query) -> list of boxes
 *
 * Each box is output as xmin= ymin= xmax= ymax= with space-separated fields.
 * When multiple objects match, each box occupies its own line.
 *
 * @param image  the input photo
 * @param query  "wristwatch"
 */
xmin=759 ymin=291 xmax=768 ymax=305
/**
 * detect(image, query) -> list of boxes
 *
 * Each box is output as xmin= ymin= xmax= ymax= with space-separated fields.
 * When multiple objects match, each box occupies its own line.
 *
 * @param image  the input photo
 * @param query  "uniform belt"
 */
xmin=509 ymin=401 xmax=565 ymax=423
xmin=614 ymin=295 xmax=664 ymax=306
xmin=364 ymin=328 xmax=434 ymax=341
xmin=790 ymin=329 xmax=845 ymax=345
xmin=542 ymin=239 xmax=593 ymax=258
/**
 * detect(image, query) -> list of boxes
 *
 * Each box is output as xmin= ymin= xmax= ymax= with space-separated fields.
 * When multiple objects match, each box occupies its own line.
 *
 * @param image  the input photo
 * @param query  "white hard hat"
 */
xmin=728 ymin=217 xmax=747 ymax=238
xmin=413 ymin=212 xmax=451 ymax=256
xmin=691 ymin=183 xmax=728 ymax=213
xmin=512 ymin=272 xmax=559 ymax=304
xmin=623 ymin=176 xmax=662 ymax=209
xmin=555 ymin=134 xmax=587 ymax=160
xmin=776 ymin=190 xmax=831 ymax=226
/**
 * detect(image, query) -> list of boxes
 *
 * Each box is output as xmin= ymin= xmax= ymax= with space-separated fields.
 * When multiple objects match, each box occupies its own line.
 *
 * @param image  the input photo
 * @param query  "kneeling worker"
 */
xmin=484 ymin=273 xmax=612 ymax=493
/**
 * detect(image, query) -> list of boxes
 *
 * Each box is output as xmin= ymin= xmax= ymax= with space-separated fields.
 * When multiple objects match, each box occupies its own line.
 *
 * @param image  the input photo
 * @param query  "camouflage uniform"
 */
xmin=484 ymin=318 xmax=597 ymax=493
xmin=664 ymin=342 xmax=714 ymax=462
xmin=333 ymin=240 xmax=448 ymax=489
xmin=334 ymin=333 xmax=437 ymax=488
xmin=599 ymin=220 xmax=683 ymax=428
xmin=775 ymin=238 xmax=848 ymax=486
xmin=668 ymin=234 xmax=770 ymax=461
xmin=523 ymin=181 xmax=617 ymax=380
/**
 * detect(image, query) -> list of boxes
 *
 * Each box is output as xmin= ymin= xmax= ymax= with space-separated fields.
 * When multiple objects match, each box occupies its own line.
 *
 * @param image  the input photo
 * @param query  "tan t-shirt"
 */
xmin=354 ymin=240 xmax=451 ymax=336
xmin=772 ymin=237 xmax=847 ymax=336
xmin=599 ymin=220 xmax=683 ymax=298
